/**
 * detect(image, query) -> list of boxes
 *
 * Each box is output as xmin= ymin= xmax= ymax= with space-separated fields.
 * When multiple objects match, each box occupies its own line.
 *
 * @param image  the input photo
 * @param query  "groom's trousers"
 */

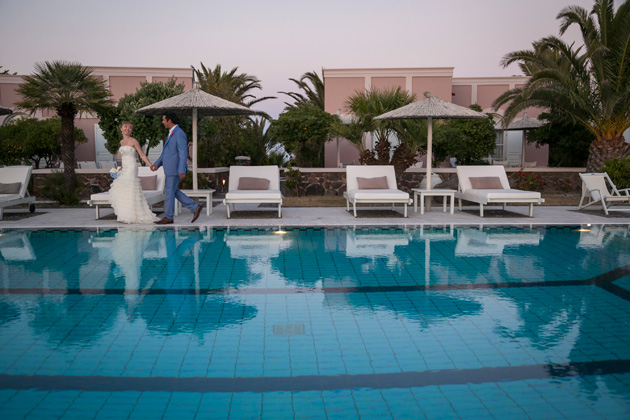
xmin=164 ymin=175 xmax=197 ymax=219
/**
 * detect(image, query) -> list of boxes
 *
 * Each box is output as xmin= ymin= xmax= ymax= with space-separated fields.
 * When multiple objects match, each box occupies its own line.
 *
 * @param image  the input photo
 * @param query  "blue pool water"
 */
xmin=0 ymin=225 xmax=629 ymax=419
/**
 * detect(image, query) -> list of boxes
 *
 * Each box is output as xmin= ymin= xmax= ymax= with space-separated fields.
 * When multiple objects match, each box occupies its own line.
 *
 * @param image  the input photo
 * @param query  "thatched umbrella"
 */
xmin=375 ymin=91 xmax=488 ymax=194
xmin=0 ymin=106 xmax=13 ymax=116
xmin=136 ymin=88 xmax=257 ymax=189
xmin=502 ymin=112 xmax=543 ymax=168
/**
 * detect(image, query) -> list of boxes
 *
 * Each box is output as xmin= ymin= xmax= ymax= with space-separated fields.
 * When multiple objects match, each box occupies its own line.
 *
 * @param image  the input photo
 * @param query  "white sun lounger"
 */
xmin=0 ymin=165 xmax=36 ymax=220
xmin=87 ymin=166 xmax=165 ymax=219
xmin=223 ymin=165 xmax=283 ymax=218
xmin=578 ymin=172 xmax=630 ymax=215
xmin=343 ymin=165 xmax=412 ymax=217
xmin=455 ymin=165 xmax=544 ymax=217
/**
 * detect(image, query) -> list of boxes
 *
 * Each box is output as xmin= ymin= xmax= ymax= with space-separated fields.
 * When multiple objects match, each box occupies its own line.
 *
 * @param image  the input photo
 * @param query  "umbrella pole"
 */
xmin=192 ymin=108 xmax=198 ymax=190
xmin=520 ymin=131 xmax=526 ymax=169
xmin=336 ymin=109 xmax=341 ymax=168
xmin=425 ymin=117 xmax=433 ymax=211
xmin=425 ymin=238 xmax=431 ymax=287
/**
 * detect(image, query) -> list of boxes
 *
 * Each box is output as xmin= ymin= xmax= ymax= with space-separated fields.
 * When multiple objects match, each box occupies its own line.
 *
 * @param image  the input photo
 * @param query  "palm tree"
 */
xmin=279 ymin=70 xmax=325 ymax=110
xmin=345 ymin=87 xmax=418 ymax=180
xmin=191 ymin=63 xmax=275 ymax=166
xmin=16 ymin=61 xmax=112 ymax=191
xmin=493 ymin=0 xmax=630 ymax=171
xmin=193 ymin=63 xmax=275 ymax=110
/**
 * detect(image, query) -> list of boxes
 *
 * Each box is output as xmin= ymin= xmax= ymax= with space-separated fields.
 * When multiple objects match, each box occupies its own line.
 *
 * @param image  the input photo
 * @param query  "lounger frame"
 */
xmin=87 ymin=166 xmax=165 ymax=219
xmin=0 ymin=166 xmax=36 ymax=220
xmin=343 ymin=165 xmax=412 ymax=217
xmin=223 ymin=166 xmax=283 ymax=218
xmin=455 ymin=165 xmax=544 ymax=217
xmin=578 ymin=172 xmax=630 ymax=215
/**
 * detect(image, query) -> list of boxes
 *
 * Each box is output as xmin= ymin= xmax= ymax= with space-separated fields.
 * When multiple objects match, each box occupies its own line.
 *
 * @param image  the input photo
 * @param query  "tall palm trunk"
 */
xmin=58 ymin=104 xmax=77 ymax=192
xmin=586 ymin=135 xmax=630 ymax=172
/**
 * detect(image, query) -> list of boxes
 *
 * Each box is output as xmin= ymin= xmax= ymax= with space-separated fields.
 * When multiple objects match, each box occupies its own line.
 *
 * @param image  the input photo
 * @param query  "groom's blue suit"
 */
xmin=154 ymin=125 xmax=197 ymax=219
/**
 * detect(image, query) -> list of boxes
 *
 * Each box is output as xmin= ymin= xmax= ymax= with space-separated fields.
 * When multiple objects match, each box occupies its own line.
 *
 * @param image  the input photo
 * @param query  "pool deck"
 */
xmin=2 ymin=200 xmax=630 ymax=229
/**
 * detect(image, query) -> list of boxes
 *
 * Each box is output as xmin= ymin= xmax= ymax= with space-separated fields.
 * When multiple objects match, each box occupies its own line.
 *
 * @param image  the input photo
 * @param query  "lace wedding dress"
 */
xmin=109 ymin=146 xmax=157 ymax=224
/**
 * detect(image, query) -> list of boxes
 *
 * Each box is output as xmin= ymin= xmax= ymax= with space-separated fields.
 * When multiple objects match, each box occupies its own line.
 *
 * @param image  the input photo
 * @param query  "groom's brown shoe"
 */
xmin=191 ymin=204 xmax=203 ymax=223
xmin=154 ymin=217 xmax=173 ymax=225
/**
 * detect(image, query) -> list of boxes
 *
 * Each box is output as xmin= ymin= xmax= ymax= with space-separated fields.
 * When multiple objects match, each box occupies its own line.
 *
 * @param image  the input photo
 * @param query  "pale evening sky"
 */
xmin=0 ymin=0 xmax=597 ymax=118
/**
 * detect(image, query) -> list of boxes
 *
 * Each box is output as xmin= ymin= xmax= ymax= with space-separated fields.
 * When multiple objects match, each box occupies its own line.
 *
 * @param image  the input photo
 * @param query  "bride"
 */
xmin=109 ymin=122 xmax=158 ymax=224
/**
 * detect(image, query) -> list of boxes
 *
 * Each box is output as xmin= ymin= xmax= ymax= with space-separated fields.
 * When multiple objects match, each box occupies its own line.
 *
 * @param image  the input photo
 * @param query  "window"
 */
xmin=492 ymin=131 xmax=504 ymax=160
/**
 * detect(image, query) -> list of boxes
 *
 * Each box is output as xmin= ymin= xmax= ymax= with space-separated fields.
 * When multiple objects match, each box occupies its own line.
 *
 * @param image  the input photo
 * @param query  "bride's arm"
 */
xmin=132 ymin=139 xmax=152 ymax=166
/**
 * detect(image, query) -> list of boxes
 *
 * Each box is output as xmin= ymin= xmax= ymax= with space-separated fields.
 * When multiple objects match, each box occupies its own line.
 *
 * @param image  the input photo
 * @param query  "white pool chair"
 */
xmin=343 ymin=165 xmax=412 ymax=217
xmin=578 ymin=172 xmax=630 ymax=215
xmin=0 ymin=165 xmax=36 ymax=220
xmin=98 ymin=161 xmax=117 ymax=170
xmin=77 ymin=161 xmax=98 ymax=169
xmin=87 ymin=166 xmax=166 ymax=219
xmin=455 ymin=165 xmax=544 ymax=217
xmin=223 ymin=166 xmax=283 ymax=218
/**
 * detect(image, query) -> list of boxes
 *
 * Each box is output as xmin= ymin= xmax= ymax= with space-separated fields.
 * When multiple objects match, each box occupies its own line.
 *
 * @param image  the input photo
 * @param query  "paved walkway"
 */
xmin=2 ymin=200 xmax=629 ymax=229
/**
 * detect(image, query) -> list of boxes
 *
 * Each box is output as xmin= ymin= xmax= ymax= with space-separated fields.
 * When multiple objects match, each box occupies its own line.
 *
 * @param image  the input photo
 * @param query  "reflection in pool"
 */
xmin=0 ymin=225 xmax=629 ymax=419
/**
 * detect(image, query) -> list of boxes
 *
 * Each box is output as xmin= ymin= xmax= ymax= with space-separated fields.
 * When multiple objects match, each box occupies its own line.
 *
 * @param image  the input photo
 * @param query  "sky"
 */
xmin=0 ymin=0 xmax=598 ymax=119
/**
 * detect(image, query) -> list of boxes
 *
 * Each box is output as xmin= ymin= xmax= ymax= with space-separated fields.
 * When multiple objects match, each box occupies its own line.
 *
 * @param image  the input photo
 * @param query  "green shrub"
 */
xmin=601 ymin=157 xmax=630 ymax=189
xmin=37 ymin=171 xmax=84 ymax=205
xmin=284 ymin=166 xmax=302 ymax=197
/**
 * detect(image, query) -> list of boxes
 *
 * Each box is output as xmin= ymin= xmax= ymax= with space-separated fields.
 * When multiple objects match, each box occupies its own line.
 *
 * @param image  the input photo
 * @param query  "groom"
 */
xmin=151 ymin=112 xmax=202 ymax=224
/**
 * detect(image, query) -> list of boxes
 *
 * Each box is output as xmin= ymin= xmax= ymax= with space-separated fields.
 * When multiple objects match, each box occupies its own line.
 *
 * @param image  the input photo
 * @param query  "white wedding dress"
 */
xmin=109 ymin=146 xmax=157 ymax=224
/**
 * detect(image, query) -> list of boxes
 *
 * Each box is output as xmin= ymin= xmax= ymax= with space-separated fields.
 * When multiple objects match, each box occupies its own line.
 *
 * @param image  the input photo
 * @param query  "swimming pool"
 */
xmin=0 ymin=225 xmax=629 ymax=419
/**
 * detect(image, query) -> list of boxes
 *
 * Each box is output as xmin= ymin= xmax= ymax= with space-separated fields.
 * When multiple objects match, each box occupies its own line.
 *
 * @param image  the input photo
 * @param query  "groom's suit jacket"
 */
xmin=155 ymin=125 xmax=188 ymax=176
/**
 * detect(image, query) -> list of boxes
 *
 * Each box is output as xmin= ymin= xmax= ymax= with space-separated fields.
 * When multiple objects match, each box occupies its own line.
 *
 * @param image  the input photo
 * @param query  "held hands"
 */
xmin=150 ymin=165 xmax=158 ymax=171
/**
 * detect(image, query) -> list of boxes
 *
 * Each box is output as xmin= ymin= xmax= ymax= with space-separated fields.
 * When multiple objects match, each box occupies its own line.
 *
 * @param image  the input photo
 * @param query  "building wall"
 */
xmin=451 ymin=85 xmax=472 ymax=107
xmin=322 ymin=70 xmax=550 ymax=168
xmin=411 ymin=76 xmax=452 ymax=102
xmin=108 ymin=76 xmax=147 ymax=102
xmin=323 ymin=68 xmax=457 ymax=167
xmin=477 ymin=84 xmax=509 ymax=110
xmin=371 ymin=77 xmax=405 ymax=90
xmin=0 ymin=66 xmax=193 ymax=162
xmin=323 ymin=75 xmax=365 ymax=115
xmin=0 ymin=76 xmax=24 ymax=108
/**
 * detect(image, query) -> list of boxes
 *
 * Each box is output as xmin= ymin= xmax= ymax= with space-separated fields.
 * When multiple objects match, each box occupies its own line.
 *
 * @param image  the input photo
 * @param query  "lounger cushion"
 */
xmin=346 ymin=189 xmax=410 ymax=201
xmin=0 ymin=182 xmax=21 ymax=194
xmin=238 ymin=177 xmax=270 ymax=190
xmin=139 ymin=175 xmax=157 ymax=191
xmin=470 ymin=177 xmax=503 ymax=190
xmin=357 ymin=176 xmax=389 ymax=189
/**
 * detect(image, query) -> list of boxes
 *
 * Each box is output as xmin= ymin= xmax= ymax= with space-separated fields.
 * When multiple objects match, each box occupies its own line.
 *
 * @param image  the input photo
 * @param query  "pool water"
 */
xmin=0 ymin=225 xmax=629 ymax=419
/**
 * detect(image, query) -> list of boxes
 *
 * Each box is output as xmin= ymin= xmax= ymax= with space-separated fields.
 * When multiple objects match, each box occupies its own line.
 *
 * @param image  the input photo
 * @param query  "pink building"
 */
xmin=1 ymin=65 xmax=548 ymax=168
xmin=0 ymin=66 xmax=193 ymax=163
xmin=323 ymin=67 xmax=548 ymax=168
